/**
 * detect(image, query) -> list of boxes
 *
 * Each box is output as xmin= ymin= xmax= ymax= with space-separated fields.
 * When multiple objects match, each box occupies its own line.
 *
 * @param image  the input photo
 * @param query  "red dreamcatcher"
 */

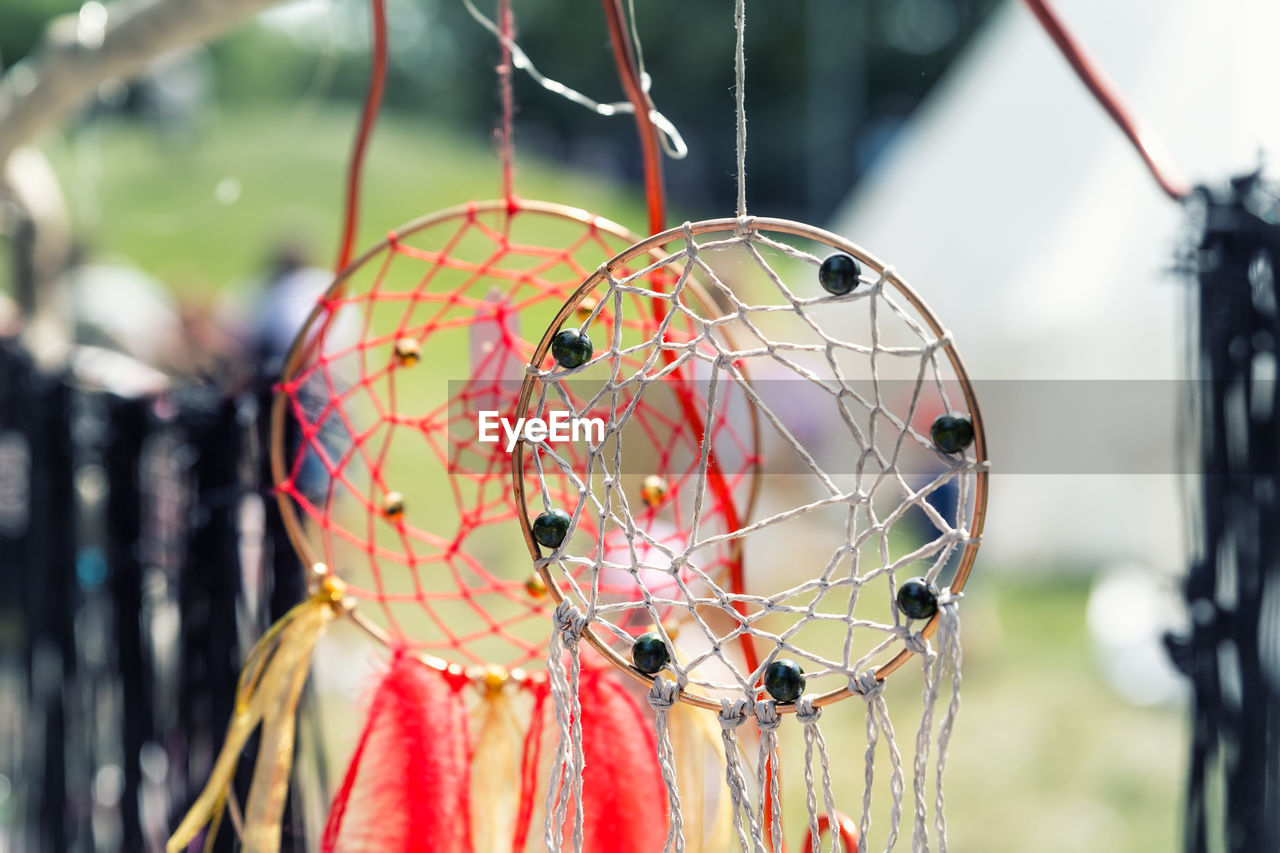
xmin=168 ymin=2 xmax=760 ymax=851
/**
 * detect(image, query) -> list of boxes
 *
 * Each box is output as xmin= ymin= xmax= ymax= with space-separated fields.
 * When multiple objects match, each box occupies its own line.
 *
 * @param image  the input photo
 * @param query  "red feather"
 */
xmin=322 ymin=650 xmax=473 ymax=853
xmin=571 ymin=665 xmax=669 ymax=853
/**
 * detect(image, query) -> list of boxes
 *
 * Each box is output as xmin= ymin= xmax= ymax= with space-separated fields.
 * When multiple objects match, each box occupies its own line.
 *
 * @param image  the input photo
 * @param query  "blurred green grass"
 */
xmin=41 ymin=108 xmax=1185 ymax=853
xmin=41 ymin=105 xmax=649 ymax=296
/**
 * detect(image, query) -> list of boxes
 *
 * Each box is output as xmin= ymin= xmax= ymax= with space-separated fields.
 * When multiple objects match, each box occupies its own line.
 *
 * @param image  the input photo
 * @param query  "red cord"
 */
xmin=599 ymin=0 xmax=757 ymax=677
xmin=1021 ymin=0 xmax=1190 ymax=202
xmin=334 ymin=0 xmax=389 ymax=273
xmin=601 ymin=0 xmax=665 ymax=236
xmin=801 ymin=813 xmax=862 ymax=853
xmin=599 ymin=5 xmax=779 ymax=843
xmin=497 ymin=0 xmax=516 ymax=205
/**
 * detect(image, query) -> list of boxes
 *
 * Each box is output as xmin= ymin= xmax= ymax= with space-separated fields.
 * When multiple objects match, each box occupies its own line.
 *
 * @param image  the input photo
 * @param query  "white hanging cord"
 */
xmin=620 ymin=0 xmax=685 ymax=158
xmin=853 ymin=671 xmax=904 ymax=853
xmin=911 ymin=639 xmax=939 ymax=853
xmin=460 ymin=0 xmax=687 ymax=158
xmin=932 ymin=595 xmax=963 ymax=853
xmin=624 ymin=0 xmax=649 ymax=92
xmin=546 ymin=601 xmax=588 ymax=853
xmin=718 ymin=699 xmax=764 ymax=853
xmin=754 ymin=701 xmax=784 ymax=853
xmin=733 ymin=0 xmax=748 ymax=217
xmin=796 ymin=697 xmax=842 ymax=853
xmin=648 ymin=677 xmax=688 ymax=853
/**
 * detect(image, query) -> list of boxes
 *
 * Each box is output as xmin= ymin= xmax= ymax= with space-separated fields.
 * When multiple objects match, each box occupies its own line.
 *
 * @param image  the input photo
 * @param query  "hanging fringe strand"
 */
xmin=167 ymin=574 xmax=347 ymax=853
xmin=648 ymin=677 xmax=686 ymax=853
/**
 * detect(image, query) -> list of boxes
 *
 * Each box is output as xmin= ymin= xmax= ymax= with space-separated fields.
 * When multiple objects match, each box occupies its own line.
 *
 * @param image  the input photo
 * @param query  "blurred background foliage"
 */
xmin=4 ymin=0 xmax=1002 ymax=222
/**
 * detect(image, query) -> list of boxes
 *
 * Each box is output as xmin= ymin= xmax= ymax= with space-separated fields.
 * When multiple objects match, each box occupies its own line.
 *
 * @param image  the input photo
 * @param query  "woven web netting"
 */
xmin=521 ymin=217 xmax=988 ymax=851
xmin=522 ymin=218 xmax=986 ymax=700
xmin=271 ymin=200 xmax=759 ymax=675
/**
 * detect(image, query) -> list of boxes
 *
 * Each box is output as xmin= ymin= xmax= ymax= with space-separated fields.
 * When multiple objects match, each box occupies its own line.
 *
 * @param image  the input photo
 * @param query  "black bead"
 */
xmin=551 ymin=329 xmax=593 ymax=369
xmin=897 ymin=577 xmax=940 ymax=621
xmin=632 ymin=632 xmax=670 ymax=675
xmin=531 ymin=509 xmax=571 ymax=549
xmin=818 ymin=253 xmax=861 ymax=296
xmin=763 ymin=659 xmax=805 ymax=703
xmin=930 ymin=413 xmax=974 ymax=454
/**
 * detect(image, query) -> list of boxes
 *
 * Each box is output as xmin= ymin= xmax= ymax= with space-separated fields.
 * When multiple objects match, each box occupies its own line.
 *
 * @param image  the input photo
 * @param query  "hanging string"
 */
xmin=795 ymin=698 xmax=842 ymax=853
xmin=718 ymin=699 xmax=763 ymax=853
xmin=460 ymin=0 xmax=686 ymax=159
xmin=497 ymin=0 xmax=516 ymax=203
xmin=729 ymin=7 xmax=793 ymax=844
xmin=932 ymin=599 xmax=963 ymax=853
xmin=624 ymin=0 xmax=649 ymax=97
xmin=648 ymin=677 xmax=687 ymax=853
xmin=853 ymin=671 xmax=904 ymax=852
xmin=733 ymin=0 xmax=748 ymax=218
xmin=334 ymin=0 xmax=388 ymax=272
xmin=910 ymin=635 xmax=938 ymax=853
xmin=754 ymin=702 xmax=784 ymax=853
xmin=546 ymin=601 xmax=588 ymax=853
xmin=289 ymin=0 xmax=388 ymax=378
xmin=1020 ymin=0 xmax=1190 ymax=202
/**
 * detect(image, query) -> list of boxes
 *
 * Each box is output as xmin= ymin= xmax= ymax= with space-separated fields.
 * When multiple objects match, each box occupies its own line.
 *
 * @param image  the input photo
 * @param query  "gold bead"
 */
xmin=394 ymin=337 xmax=421 ymax=366
xmin=660 ymin=620 xmax=679 ymax=641
xmin=640 ymin=475 xmax=668 ymax=508
xmin=576 ymin=296 xmax=600 ymax=319
xmin=382 ymin=491 xmax=405 ymax=521
xmin=482 ymin=664 xmax=509 ymax=693
xmin=309 ymin=563 xmax=346 ymax=603
xmin=525 ymin=573 xmax=548 ymax=599
xmin=320 ymin=574 xmax=347 ymax=603
xmin=306 ymin=564 xmax=347 ymax=607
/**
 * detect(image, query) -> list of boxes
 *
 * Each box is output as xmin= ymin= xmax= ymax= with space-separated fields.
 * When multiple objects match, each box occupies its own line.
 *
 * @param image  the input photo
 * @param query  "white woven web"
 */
xmin=525 ymin=219 xmax=983 ymax=700
xmin=526 ymin=218 xmax=983 ymax=853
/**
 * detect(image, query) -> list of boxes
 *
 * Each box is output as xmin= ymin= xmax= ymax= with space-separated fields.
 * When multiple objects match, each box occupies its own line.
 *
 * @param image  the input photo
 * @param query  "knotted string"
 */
xmin=718 ymin=698 xmax=763 ymax=853
xmin=932 ymin=598 xmax=963 ymax=853
xmin=907 ymin=591 xmax=964 ymax=853
xmin=852 ymin=670 xmax=903 ymax=853
xmin=754 ymin=701 xmax=783 ymax=853
xmin=911 ymin=636 xmax=937 ymax=853
xmin=649 ymin=677 xmax=687 ymax=853
xmin=796 ymin=697 xmax=841 ymax=853
xmin=546 ymin=600 xmax=588 ymax=853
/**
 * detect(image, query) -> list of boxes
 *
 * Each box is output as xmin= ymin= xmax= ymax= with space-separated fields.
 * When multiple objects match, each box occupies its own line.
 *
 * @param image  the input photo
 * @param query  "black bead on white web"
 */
xmin=515 ymin=216 xmax=987 ymax=853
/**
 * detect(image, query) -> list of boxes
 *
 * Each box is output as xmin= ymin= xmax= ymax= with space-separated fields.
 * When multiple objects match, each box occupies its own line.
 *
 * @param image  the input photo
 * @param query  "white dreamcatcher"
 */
xmin=512 ymin=1 xmax=989 ymax=851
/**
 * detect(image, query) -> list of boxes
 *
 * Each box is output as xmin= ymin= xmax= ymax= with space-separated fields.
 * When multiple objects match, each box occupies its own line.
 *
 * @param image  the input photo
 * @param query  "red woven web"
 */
xmin=273 ymin=199 xmax=757 ymax=672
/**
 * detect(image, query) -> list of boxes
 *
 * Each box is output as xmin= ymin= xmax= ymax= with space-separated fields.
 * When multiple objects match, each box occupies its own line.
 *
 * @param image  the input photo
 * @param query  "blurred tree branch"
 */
xmin=0 ymin=0 xmax=284 ymax=165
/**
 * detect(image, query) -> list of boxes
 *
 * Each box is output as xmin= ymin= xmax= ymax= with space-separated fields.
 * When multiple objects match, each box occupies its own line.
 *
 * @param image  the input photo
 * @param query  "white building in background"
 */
xmin=830 ymin=0 xmax=1280 ymax=573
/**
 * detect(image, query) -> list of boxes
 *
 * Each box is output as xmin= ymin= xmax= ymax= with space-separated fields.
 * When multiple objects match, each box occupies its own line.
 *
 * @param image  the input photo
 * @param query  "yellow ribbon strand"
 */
xmin=668 ymin=697 xmax=735 ymax=853
xmin=469 ymin=684 xmax=525 ymax=852
xmin=167 ymin=580 xmax=344 ymax=853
